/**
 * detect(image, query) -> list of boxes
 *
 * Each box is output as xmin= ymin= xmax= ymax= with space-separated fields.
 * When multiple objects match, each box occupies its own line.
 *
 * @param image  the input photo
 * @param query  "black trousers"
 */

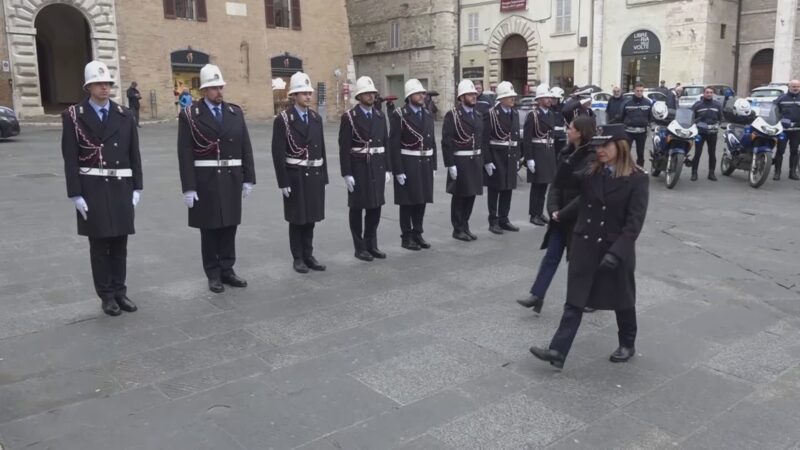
xmin=133 ymin=107 xmax=140 ymax=125
xmin=399 ymin=204 xmax=426 ymax=238
xmin=627 ymin=131 xmax=647 ymax=166
xmin=289 ymin=223 xmax=315 ymax=260
xmin=776 ymin=130 xmax=800 ymax=172
xmin=528 ymin=183 xmax=548 ymax=218
xmin=487 ymin=188 xmax=512 ymax=225
xmin=88 ymin=235 xmax=128 ymax=301
xmin=200 ymin=226 xmax=237 ymax=280
xmin=450 ymin=195 xmax=476 ymax=233
xmin=693 ymin=133 xmax=718 ymax=173
xmin=549 ymin=304 xmax=638 ymax=357
xmin=349 ymin=207 xmax=381 ymax=252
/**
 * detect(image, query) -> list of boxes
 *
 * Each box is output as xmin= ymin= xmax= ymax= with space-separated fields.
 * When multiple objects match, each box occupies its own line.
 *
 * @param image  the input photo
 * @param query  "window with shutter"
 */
xmin=265 ymin=0 xmax=275 ymax=28
xmin=196 ymin=0 xmax=207 ymax=22
xmin=290 ymin=0 xmax=301 ymax=30
xmin=163 ymin=0 xmax=176 ymax=19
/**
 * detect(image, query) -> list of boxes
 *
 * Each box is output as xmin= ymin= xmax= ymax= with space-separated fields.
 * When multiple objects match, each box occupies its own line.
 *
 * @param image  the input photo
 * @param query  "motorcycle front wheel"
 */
xmin=749 ymin=152 xmax=772 ymax=188
xmin=665 ymin=153 xmax=685 ymax=189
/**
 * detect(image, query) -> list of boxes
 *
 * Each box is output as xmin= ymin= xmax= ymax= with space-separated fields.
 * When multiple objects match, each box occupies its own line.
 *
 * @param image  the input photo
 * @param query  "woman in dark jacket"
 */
xmin=529 ymin=123 xmax=650 ymax=368
xmin=517 ymin=116 xmax=596 ymax=313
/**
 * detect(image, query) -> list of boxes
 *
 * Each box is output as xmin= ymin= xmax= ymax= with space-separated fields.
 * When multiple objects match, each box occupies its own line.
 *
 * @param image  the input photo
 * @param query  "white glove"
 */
xmin=484 ymin=163 xmax=496 ymax=177
xmin=132 ymin=190 xmax=141 ymax=207
xmin=344 ymin=175 xmax=356 ymax=193
xmin=448 ymin=166 xmax=458 ymax=180
xmin=281 ymin=187 xmax=291 ymax=198
xmin=183 ymin=191 xmax=199 ymax=208
xmin=242 ymin=182 xmax=254 ymax=199
xmin=527 ymin=160 xmax=536 ymax=174
xmin=70 ymin=196 xmax=88 ymax=220
xmin=385 ymin=171 xmax=392 ymax=184
xmin=395 ymin=173 xmax=407 ymax=185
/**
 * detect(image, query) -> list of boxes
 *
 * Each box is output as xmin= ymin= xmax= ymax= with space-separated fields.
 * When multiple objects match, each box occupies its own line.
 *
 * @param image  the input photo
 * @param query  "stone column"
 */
xmin=591 ymin=0 xmax=604 ymax=87
xmin=772 ymin=0 xmax=797 ymax=82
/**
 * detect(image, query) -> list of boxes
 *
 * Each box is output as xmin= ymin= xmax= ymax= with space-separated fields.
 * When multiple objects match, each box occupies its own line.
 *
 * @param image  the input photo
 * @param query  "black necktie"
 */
xmin=366 ymin=111 xmax=372 ymax=120
xmin=213 ymin=106 xmax=222 ymax=124
xmin=417 ymin=110 xmax=423 ymax=121
xmin=100 ymin=107 xmax=108 ymax=124
xmin=302 ymin=112 xmax=308 ymax=124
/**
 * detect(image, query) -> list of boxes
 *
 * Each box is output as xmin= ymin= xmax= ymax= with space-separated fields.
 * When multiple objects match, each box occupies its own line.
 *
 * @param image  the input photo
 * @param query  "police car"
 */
xmin=746 ymin=83 xmax=788 ymax=109
xmin=590 ymin=92 xmax=611 ymax=111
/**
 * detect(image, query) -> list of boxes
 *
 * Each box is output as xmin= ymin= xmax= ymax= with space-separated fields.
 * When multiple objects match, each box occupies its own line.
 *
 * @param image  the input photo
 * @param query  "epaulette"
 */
xmin=374 ymin=109 xmax=383 ymax=118
xmin=226 ymin=103 xmax=241 ymax=114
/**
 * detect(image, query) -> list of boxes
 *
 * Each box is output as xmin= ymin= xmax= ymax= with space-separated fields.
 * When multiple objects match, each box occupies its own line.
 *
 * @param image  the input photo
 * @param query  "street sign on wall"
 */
xmin=621 ymin=30 xmax=661 ymax=56
xmin=500 ymin=0 xmax=526 ymax=12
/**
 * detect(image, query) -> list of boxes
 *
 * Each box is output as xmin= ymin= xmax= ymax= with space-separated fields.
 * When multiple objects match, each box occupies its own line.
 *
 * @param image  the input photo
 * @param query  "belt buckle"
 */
xmin=107 ymin=169 xmax=117 ymax=176
xmin=220 ymin=160 xmax=229 ymax=167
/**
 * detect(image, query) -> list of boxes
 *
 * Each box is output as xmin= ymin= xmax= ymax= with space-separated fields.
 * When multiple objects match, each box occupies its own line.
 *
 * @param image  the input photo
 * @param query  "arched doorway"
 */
xmin=171 ymin=49 xmax=210 ymax=107
xmin=749 ymin=49 xmax=773 ymax=91
xmin=35 ymin=4 xmax=91 ymax=113
xmin=501 ymin=35 xmax=528 ymax=95
xmin=270 ymin=53 xmax=303 ymax=114
xmin=620 ymin=30 xmax=661 ymax=91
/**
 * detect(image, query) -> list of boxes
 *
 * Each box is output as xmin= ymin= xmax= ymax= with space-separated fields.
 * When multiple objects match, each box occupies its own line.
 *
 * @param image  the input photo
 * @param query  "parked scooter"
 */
xmin=651 ymin=104 xmax=697 ymax=189
xmin=721 ymin=99 xmax=784 ymax=188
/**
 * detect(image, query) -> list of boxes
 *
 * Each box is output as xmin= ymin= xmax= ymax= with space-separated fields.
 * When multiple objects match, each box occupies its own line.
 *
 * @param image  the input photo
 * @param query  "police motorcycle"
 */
xmin=650 ymin=102 xmax=698 ymax=189
xmin=721 ymin=98 xmax=784 ymax=188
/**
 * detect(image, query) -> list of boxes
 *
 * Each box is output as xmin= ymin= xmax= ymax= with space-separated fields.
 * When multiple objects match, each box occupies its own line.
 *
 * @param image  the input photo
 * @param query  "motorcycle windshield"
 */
xmin=756 ymin=104 xmax=780 ymax=125
xmin=675 ymin=108 xmax=694 ymax=128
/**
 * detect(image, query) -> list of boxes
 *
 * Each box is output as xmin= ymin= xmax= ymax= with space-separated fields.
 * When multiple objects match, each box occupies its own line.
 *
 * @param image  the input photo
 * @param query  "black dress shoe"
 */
xmin=368 ymin=248 xmax=387 ymax=259
xmin=531 ymin=216 xmax=546 ymax=226
xmin=790 ymin=171 xmax=800 ymax=180
xmin=221 ymin=273 xmax=248 ymax=288
xmin=101 ymin=298 xmax=122 ymax=316
xmin=774 ymin=171 xmax=781 ymax=181
xmin=499 ymin=222 xmax=520 ymax=232
xmin=402 ymin=238 xmax=422 ymax=251
xmin=691 ymin=172 xmax=698 ymax=181
xmin=293 ymin=258 xmax=310 ymax=274
xmin=452 ymin=231 xmax=471 ymax=241
xmin=516 ymin=295 xmax=543 ymax=313
xmin=115 ymin=295 xmax=138 ymax=313
xmin=304 ymin=256 xmax=326 ymax=271
xmin=708 ymin=173 xmax=718 ymax=181
xmin=355 ymin=250 xmax=374 ymax=262
xmin=539 ymin=214 xmax=549 ymax=224
xmin=609 ymin=346 xmax=636 ymax=363
xmin=413 ymin=235 xmax=431 ymax=249
xmin=208 ymin=279 xmax=225 ymax=293
xmin=529 ymin=346 xmax=565 ymax=369
xmin=489 ymin=224 xmax=504 ymax=235
xmin=465 ymin=229 xmax=478 ymax=240
xmin=583 ymin=307 xmax=596 ymax=313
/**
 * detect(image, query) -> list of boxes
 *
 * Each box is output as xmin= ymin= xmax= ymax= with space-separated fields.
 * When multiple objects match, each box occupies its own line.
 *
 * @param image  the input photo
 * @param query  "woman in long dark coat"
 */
xmin=529 ymin=123 xmax=650 ymax=368
xmin=517 ymin=116 xmax=596 ymax=313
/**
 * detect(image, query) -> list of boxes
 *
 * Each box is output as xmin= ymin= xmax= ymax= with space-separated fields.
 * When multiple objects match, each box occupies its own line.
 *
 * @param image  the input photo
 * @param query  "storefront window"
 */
xmin=620 ymin=30 xmax=661 ymax=92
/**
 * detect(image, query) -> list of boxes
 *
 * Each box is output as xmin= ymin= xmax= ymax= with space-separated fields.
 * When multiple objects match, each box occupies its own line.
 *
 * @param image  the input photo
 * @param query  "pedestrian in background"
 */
xmin=605 ymin=86 xmax=625 ymax=124
xmin=529 ymin=123 xmax=649 ymax=369
xmin=517 ymin=116 xmax=596 ymax=313
xmin=126 ymin=81 xmax=142 ymax=127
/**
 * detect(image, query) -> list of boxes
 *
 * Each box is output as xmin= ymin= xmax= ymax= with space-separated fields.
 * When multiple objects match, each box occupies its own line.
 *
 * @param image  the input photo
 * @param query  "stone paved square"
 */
xmin=0 ymin=122 xmax=799 ymax=449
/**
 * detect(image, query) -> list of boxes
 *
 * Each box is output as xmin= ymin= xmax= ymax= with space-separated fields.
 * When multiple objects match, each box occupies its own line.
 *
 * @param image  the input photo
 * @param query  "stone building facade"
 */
xmin=0 ymin=0 xmax=354 ymax=121
xmin=346 ymin=0 xmax=457 ymax=115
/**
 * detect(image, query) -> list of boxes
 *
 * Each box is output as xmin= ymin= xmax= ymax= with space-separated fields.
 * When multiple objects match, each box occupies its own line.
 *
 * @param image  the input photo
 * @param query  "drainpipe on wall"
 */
xmin=454 ymin=0 xmax=461 ymax=99
xmin=591 ymin=0 xmax=604 ymax=88
xmin=732 ymin=0 xmax=742 ymax=91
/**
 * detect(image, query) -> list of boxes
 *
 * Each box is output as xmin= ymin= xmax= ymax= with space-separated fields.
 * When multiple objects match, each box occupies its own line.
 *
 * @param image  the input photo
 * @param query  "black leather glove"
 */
xmin=599 ymin=252 xmax=620 ymax=270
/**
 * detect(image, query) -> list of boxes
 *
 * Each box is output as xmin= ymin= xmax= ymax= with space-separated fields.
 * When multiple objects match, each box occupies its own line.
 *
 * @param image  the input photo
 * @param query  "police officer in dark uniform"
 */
xmin=178 ymin=64 xmax=256 ymax=294
xmin=524 ymin=85 xmax=558 ymax=226
xmin=443 ymin=79 xmax=484 ymax=241
xmin=549 ymin=87 xmax=568 ymax=161
xmin=620 ymin=83 xmax=653 ymax=168
xmin=339 ymin=76 xmax=392 ymax=261
xmin=272 ymin=72 xmax=329 ymax=273
xmin=482 ymin=81 xmax=521 ymax=235
xmin=774 ymin=80 xmax=800 ymax=180
xmin=474 ymin=80 xmax=492 ymax=116
xmin=691 ymin=86 xmax=723 ymax=181
xmin=62 ymin=61 xmax=143 ymax=316
xmin=390 ymin=79 xmax=437 ymax=250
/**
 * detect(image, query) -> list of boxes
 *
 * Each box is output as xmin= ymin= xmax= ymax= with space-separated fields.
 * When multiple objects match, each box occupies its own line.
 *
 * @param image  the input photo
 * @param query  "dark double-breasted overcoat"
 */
xmin=389 ymin=105 xmax=438 ymax=205
xmin=555 ymin=153 xmax=650 ymax=310
xmin=482 ymin=105 xmax=521 ymax=191
xmin=177 ymin=101 xmax=256 ymax=230
xmin=62 ymin=99 xmax=143 ymax=238
xmin=271 ymin=108 xmax=329 ymax=224
xmin=339 ymin=107 xmax=390 ymax=210
xmin=522 ymin=108 xmax=558 ymax=184
xmin=442 ymin=106 xmax=484 ymax=197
